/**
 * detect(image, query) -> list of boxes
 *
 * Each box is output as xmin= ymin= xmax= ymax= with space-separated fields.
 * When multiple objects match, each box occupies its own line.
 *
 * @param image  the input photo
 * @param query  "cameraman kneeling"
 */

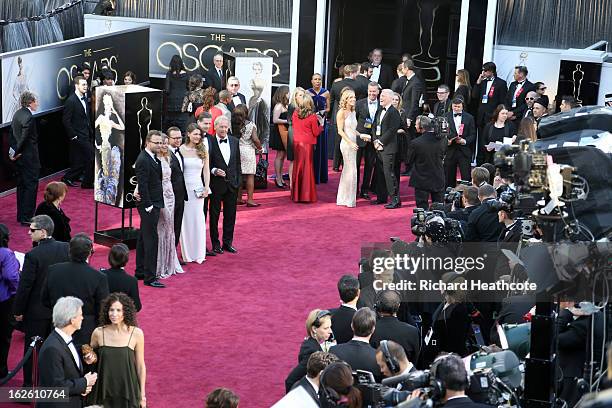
xmin=433 ymin=354 xmax=489 ymax=408
xmin=375 ymin=340 xmax=416 ymax=389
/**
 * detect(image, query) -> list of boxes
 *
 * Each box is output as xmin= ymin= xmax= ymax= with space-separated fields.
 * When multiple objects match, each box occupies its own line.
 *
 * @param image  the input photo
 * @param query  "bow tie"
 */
xmin=517 ymin=81 xmax=524 ymax=85
xmin=369 ymin=101 xmax=377 ymax=105
xmin=219 ymin=139 xmax=228 ymax=144
xmin=371 ymin=64 xmax=379 ymax=68
xmin=487 ymin=77 xmax=494 ymax=81
xmin=81 ymin=96 xmax=87 ymax=102
xmin=454 ymin=113 xmax=462 ymax=117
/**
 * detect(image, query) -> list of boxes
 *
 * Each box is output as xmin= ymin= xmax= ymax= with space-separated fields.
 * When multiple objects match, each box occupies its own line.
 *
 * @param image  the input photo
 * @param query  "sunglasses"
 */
xmin=538 ymin=87 xmax=547 ymax=91
xmin=29 ymin=228 xmax=41 ymax=233
xmin=525 ymin=97 xmax=536 ymax=100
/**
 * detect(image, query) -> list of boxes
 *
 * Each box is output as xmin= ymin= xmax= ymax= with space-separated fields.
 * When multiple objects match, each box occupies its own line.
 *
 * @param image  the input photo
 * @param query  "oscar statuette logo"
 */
xmin=56 ymin=55 xmax=119 ymax=100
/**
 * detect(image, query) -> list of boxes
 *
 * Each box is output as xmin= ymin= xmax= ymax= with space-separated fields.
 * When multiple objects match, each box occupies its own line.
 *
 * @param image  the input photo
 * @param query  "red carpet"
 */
xmin=2 ymin=157 xmax=417 ymax=407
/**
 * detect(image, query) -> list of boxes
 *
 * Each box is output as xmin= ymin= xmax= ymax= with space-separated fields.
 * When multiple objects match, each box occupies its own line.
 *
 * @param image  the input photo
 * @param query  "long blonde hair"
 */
xmin=297 ymin=93 xmax=315 ymax=119
xmin=456 ymin=69 xmax=471 ymax=88
xmin=290 ymin=87 xmax=305 ymax=109
xmin=339 ymin=89 xmax=355 ymax=112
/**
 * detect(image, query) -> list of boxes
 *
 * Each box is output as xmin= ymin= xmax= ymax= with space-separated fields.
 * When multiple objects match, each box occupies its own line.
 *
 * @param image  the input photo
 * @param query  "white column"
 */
xmin=313 ymin=0 xmax=326 ymax=75
xmin=482 ymin=0 xmax=498 ymax=63
xmin=290 ymin=0 xmax=301 ymax=89
xmin=456 ymin=0 xmax=470 ymax=70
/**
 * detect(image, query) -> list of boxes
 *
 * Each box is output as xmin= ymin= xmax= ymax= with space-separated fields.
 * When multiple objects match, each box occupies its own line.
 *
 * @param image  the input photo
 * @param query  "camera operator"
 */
xmin=375 ymin=340 xmax=416 ymax=387
xmin=470 ymin=167 xmax=489 ymax=188
xmin=370 ymin=290 xmax=420 ymax=364
xmin=465 ymin=184 xmax=503 ymax=242
xmin=406 ymin=116 xmax=446 ymax=210
xmin=444 ymin=97 xmax=476 ymax=188
xmin=497 ymin=202 xmax=522 ymax=244
xmin=446 ymin=186 xmax=480 ymax=223
xmin=432 ymin=354 xmax=490 ymax=408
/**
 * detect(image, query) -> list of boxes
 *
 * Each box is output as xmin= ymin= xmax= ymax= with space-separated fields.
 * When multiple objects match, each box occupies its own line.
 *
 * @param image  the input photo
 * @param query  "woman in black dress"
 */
xmin=34 ymin=181 xmax=71 ymax=242
xmin=483 ymin=104 xmax=515 ymax=163
xmin=164 ymin=55 xmax=189 ymax=132
xmin=455 ymin=69 xmax=472 ymax=106
xmin=270 ymin=86 xmax=290 ymax=188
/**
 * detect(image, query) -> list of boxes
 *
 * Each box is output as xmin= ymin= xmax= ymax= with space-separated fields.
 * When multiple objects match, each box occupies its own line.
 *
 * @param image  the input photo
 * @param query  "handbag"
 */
xmin=254 ymin=152 xmax=269 ymax=190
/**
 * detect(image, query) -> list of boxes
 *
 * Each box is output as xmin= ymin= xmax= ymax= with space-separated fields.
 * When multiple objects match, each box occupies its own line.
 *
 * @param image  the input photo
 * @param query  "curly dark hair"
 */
xmin=99 ymin=292 xmax=138 ymax=327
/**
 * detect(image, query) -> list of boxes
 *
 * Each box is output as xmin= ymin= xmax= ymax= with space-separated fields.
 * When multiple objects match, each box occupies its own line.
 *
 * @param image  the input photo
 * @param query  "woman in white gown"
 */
xmin=336 ymin=89 xmax=359 ymax=207
xmin=179 ymin=123 xmax=210 ymax=263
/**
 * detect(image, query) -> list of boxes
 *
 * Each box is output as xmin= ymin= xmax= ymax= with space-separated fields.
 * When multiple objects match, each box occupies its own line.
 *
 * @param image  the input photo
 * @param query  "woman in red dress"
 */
xmin=291 ymin=94 xmax=323 ymax=203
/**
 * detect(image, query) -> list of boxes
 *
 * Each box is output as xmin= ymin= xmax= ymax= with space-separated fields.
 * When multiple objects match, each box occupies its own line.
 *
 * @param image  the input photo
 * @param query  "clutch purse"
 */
xmin=82 ymin=344 xmax=97 ymax=365
xmin=194 ymin=186 xmax=205 ymax=198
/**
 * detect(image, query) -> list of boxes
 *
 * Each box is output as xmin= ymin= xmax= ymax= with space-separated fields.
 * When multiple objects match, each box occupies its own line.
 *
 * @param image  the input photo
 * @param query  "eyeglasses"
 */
xmin=150 ymin=142 xmax=163 ymax=145
xmin=436 ymin=91 xmax=449 ymax=94
xmin=525 ymin=97 xmax=536 ymax=100
xmin=538 ymin=87 xmax=546 ymax=91
xmin=29 ymin=228 xmax=41 ymax=233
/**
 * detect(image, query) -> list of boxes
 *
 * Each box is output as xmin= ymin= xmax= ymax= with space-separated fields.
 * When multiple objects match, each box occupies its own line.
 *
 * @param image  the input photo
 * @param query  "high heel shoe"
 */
xmin=275 ymin=180 xmax=286 ymax=189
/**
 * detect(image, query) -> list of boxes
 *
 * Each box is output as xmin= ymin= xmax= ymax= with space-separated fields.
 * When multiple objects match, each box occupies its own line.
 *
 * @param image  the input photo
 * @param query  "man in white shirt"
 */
xmin=38 ymin=296 xmax=98 ymax=406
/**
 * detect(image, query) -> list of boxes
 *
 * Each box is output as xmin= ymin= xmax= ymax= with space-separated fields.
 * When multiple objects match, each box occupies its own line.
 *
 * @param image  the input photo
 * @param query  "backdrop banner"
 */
xmin=0 ymin=27 xmax=149 ymax=126
xmin=84 ymin=15 xmax=291 ymax=85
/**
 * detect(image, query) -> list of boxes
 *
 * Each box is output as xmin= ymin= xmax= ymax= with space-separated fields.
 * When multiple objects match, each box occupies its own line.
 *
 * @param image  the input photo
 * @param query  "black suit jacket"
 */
xmin=472 ymin=77 xmax=508 ymax=126
xmin=353 ymin=75 xmax=370 ymax=100
xmin=401 ymin=75 xmax=426 ymax=122
xmin=330 ymin=339 xmax=382 ymax=381
xmin=444 ymin=111 xmax=476 ymax=160
xmin=35 ymin=202 xmax=72 ymax=242
xmin=506 ymin=80 xmax=535 ymax=118
xmin=227 ymin=92 xmax=247 ymax=112
xmin=372 ymin=105 xmax=402 ymax=154
xmin=291 ymin=376 xmax=320 ymax=405
xmin=169 ymin=149 xmax=188 ymax=203
xmin=441 ymin=396 xmax=491 ymax=408
xmin=391 ymin=76 xmax=407 ymax=94
xmin=208 ymin=135 xmax=242 ymax=193
xmin=10 ymin=107 xmax=39 ymax=165
xmin=370 ymin=316 xmax=421 ymax=364
xmin=37 ymin=330 xmax=87 ymax=408
xmin=371 ymin=63 xmax=395 ymax=89
xmin=355 ymin=98 xmax=379 ymax=147
xmin=331 ymin=305 xmax=356 ymax=344
xmin=465 ymin=198 xmax=504 ymax=242
xmin=13 ymin=239 xmax=70 ymax=320
xmin=407 ymin=131 xmax=446 ymax=192
xmin=204 ymin=68 xmax=224 ymax=92
xmin=62 ymin=92 xmax=93 ymax=142
xmin=135 ymin=150 xmax=164 ymax=209
xmin=101 ymin=268 xmax=142 ymax=311
xmin=285 ymin=337 xmax=321 ymax=392
xmin=330 ymin=78 xmax=356 ymax=120
xmin=433 ymin=100 xmax=452 ymax=117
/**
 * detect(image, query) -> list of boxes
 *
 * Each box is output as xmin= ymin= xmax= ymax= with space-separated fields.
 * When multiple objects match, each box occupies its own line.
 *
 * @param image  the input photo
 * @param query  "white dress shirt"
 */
xmin=217 ymin=136 xmax=231 ymax=165
xmin=170 ymin=146 xmax=183 ymax=171
xmin=55 ymin=328 xmax=81 ymax=369
xmin=367 ymin=99 xmax=378 ymax=119
xmin=76 ymin=90 xmax=87 ymax=114
xmin=453 ymin=112 xmax=462 ymax=134
xmin=485 ymin=77 xmax=495 ymax=96
xmin=231 ymin=95 xmax=243 ymax=107
xmin=370 ymin=65 xmax=381 ymax=82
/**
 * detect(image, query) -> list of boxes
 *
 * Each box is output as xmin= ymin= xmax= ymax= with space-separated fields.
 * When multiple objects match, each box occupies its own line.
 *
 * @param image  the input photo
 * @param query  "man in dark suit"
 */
xmin=62 ymin=76 xmax=94 ymax=188
xmin=371 ymin=89 xmax=402 ymax=208
xmin=38 ymin=296 xmax=97 ymax=408
xmin=288 ymin=351 xmax=339 ymax=406
xmin=406 ymin=116 xmax=446 ymax=210
xmin=41 ymin=234 xmax=109 ymax=346
xmin=102 ymin=243 xmax=142 ymax=311
xmin=330 ymin=64 xmax=358 ymax=171
xmin=353 ymin=62 xmax=371 ymax=100
xmin=208 ymin=116 xmax=242 ymax=254
xmin=505 ymin=65 xmax=535 ymax=123
xmin=435 ymin=354 xmax=490 ymax=408
xmin=355 ymin=82 xmax=380 ymax=199
xmin=375 ymin=340 xmax=416 ymax=383
xmin=400 ymin=61 xmax=425 ymax=130
xmin=9 ymin=91 xmax=40 ymax=224
xmin=330 ymin=307 xmax=382 ymax=381
xmin=472 ymin=62 xmax=507 ymax=165
xmin=465 ymin=184 xmax=503 ymax=242
xmin=331 ymin=275 xmax=360 ymax=344
xmin=370 ymin=290 xmax=420 ymax=364
xmin=166 ymin=127 xmax=187 ymax=249
xmin=204 ymin=52 xmax=226 ymax=92
xmin=368 ymin=48 xmax=394 ymax=89
xmin=433 ymin=85 xmax=452 ymax=117
xmin=134 ymin=130 xmax=166 ymax=288
xmin=226 ymin=76 xmax=247 ymax=112
xmin=497 ymin=207 xmax=523 ymax=245
xmin=13 ymin=214 xmax=69 ymax=387
xmin=444 ymin=98 xmax=476 ymax=188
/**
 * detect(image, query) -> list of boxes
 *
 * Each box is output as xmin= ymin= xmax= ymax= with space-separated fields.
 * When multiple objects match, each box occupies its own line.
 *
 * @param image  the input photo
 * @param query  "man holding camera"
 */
xmin=444 ymin=98 xmax=476 ymax=188
xmin=446 ymin=186 xmax=480 ymax=223
xmin=434 ymin=354 xmax=490 ymax=408
xmin=375 ymin=340 xmax=416 ymax=386
xmin=465 ymin=184 xmax=503 ymax=242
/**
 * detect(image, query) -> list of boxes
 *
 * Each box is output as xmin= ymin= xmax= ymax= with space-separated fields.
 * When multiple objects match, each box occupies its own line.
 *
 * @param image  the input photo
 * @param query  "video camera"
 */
xmin=410 ymin=208 xmax=462 ymax=242
xmin=444 ymin=187 xmax=463 ymax=209
xmin=432 ymin=116 xmax=450 ymax=139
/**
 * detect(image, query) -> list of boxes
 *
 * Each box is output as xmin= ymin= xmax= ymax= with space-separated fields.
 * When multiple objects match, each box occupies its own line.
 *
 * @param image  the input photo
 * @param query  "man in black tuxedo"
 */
xmin=13 ymin=215 xmax=69 ymax=387
xmin=9 ymin=91 xmax=40 ymax=224
xmin=532 ymin=98 xmax=549 ymax=127
xmin=505 ymin=65 xmax=535 ymax=123
xmin=103 ymin=243 xmax=142 ymax=311
xmin=435 ymin=354 xmax=490 ymax=408
xmin=433 ymin=84 xmax=452 ymax=117
xmin=166 ymin=127 xmax=187 ymax=249
xmin=208 ymin=116 xmax=242 ymax=254
xmin=330 ymin=64 xmax=358 ymax=171
xmin=400 ymin=61 xmax=425 ymax=131
xmin=497 ymin=207 xmax=523 ymax=245
xmin=406 ymin=116 xmax=446 ymax=210
xmin=472 ymin=62 xmax=507 ymax=165
xmin=38 ymin=296 xmax=98 ymax=408
xmin=368 ymin=48 xmax=394 ymax=89
xmin=465 ymin=184 xmax=503 ymax=242
xmin=331 ymin=275 xmax=360 ymax=344
xmin=370 ymin=291 xmax=420 ymax=364
xmin=204 ymin=52 xmax=226 ymax=92
xmin=134 ymin=130 xmax=166 ymax=288
xmin=353 ymin=62 xmax=371 ymax=100
xmin=288 ymin=351 xmax=339 ymax=406
xmin=355 ymin=82 xmax=380 ymax=199
xmin=330 ymin=307 xmax=382 ymax=381
xmin=41 ymin=234 xmax=109 ymax=346
xmin=62 ymin=76 xmax=94 ymax=188
xmin=371 ymin=89 xmax=402 ymax=208
xmin=444 ymin=97 xmax=476 ymax=188
xmin=375 ymin=340 xmax=417 ymax=383
xmin=226 ymin=76 xmax=247 ymax=112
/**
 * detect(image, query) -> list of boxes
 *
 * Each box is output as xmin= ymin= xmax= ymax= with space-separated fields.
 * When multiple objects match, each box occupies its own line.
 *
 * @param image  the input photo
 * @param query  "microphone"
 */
xmin=382 ymin=371 xmax=415 ymax=387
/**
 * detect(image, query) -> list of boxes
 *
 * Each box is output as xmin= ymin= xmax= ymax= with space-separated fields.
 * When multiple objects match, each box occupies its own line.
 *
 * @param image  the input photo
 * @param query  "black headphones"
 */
xmin=319 ymin=361 xmax=353 ymax=407
xmin=380 ymin=340 xmax=400 ymax=374
xmin=428 ymin=354 xmax=453 ymax=401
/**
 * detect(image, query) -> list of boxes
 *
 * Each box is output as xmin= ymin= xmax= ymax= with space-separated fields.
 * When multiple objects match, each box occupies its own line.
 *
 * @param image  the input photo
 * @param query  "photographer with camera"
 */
xmin=432 ymin=354 xmax=490 ymax=408
xmin=447 ymin=186 xmax=480 ymax=224
xmin=406 ymin=116 xmax=446 ymax=210
xmin=443 ymin=98 xmax=476 ymax=188
xmin=495 ymin=191 xmax=523 ymax=244
xmin=376 ymin=340 xmax=416 ymax=386
xmin=465 ymin=184 xmax=503 ymax=242
xmin=370 ymin=290 xmax=420 ymax=364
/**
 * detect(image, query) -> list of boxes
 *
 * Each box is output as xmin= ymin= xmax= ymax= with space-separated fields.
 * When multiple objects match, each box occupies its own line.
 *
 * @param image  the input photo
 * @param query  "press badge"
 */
xmin=365 ymin=122 xmax=372 ymax=129
xmin=376 ymin=125 xmax=381 ymax=136
xmin=481 ymin=94 xmax=488 ymax=104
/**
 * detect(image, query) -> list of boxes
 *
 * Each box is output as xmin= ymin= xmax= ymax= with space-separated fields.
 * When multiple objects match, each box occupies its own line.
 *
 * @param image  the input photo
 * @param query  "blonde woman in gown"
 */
xmin=336 ymin=89 xmax=359 ymax=207
xmin=179 ymin=124 xmax=211 ymax=264
xmin=156 ymin=135 xmax=184 ymax=279
xmin=94 ymin=94 xmax=125 ymax=205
